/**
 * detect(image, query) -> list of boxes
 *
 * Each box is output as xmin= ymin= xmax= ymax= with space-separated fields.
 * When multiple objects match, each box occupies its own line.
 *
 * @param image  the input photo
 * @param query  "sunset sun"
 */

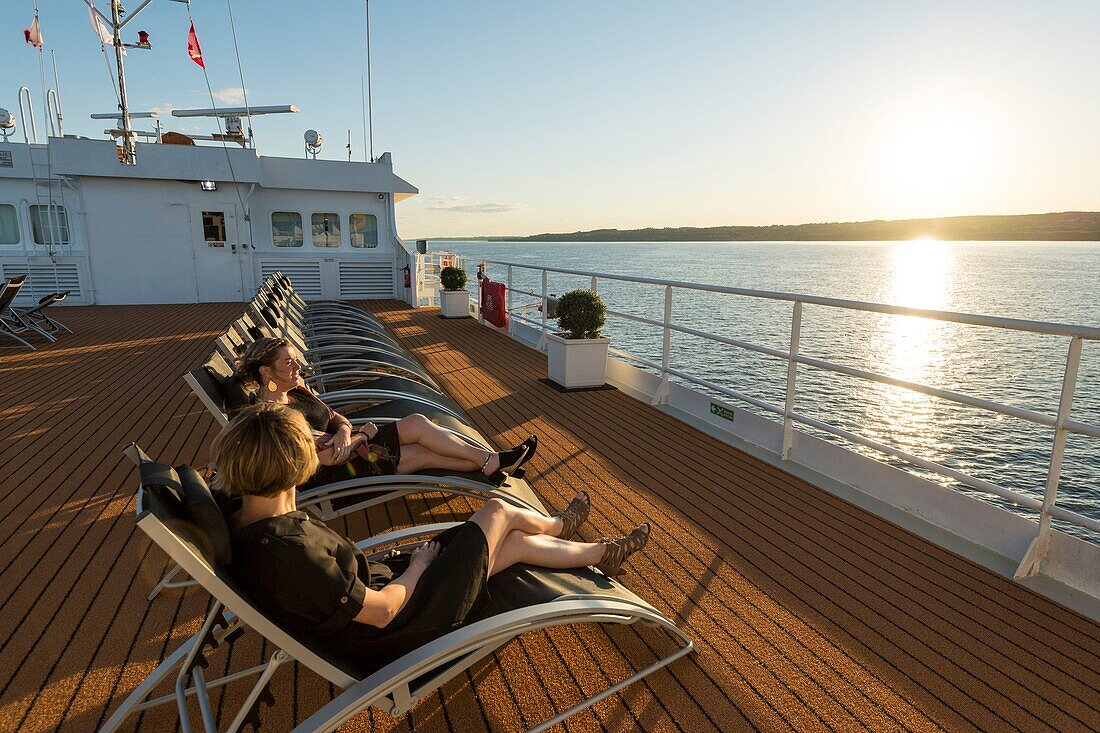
xmin=887 ymin=112 xmax=988 ymax=196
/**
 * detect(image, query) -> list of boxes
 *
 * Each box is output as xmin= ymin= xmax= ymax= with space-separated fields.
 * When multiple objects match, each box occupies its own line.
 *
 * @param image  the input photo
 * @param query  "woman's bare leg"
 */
xmin=487 ymin=531 xmax=604 ymax=577
xmin=395 ymin=414 xmax=497 ymax=469
xmin=467 ymin=498 xmax=566 ymax=571
xmin=396 ymin=443 xmax=480 ymax=473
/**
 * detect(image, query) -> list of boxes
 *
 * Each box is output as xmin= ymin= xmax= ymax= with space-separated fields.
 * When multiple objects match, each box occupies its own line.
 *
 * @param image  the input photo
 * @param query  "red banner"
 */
xmin=187 ymin=23 xmax=204 ymax=67
xmin=480 ymin=279 xmax=508 ymax=329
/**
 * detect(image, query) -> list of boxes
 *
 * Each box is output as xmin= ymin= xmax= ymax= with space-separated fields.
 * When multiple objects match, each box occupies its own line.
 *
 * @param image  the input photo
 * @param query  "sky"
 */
xmin=2 ymin=1 xmax=1098 ymax=238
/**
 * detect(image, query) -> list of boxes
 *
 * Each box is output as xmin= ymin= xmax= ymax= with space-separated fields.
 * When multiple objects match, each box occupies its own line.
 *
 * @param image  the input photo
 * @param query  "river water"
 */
xmin=442 ymin=240 xmax=1100 ymax=541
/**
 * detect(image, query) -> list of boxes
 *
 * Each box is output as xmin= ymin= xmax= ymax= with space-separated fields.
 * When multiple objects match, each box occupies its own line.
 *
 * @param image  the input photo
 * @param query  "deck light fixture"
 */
xmin=199 ymin=180 xmax=217 ymax=191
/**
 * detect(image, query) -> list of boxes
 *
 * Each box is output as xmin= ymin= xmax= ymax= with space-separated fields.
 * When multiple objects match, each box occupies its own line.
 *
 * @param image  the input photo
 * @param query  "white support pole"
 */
xmin=477 ymin=262 xmax=485 ymax=324
xmin=782 ymin=301 xmax=803 ymax=460
xmin=652 ymin=285 xmax=673 ymax=405
xmin=590 ymin=275 xmax=597 ymax=292
xmin=537 ymin=269 xmax=549 ymax=351
xmin=506 ymin=264 xmax=513 ymax=336
xmin=1015 ymin=336 xmax=1083 ymax=578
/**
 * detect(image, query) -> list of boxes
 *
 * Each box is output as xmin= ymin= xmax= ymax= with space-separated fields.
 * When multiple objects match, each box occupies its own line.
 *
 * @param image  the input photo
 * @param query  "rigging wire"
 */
xmin=185 ymin=3 xmax=250 ymax=227
xmin=224 ymin=0 xmax=254 ymax=145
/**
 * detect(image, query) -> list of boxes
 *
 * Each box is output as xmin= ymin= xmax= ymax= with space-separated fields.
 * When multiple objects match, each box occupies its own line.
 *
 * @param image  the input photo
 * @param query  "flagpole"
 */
xmin=111 ymin=0 xmax=136 ymax=165
xmin=365 ymin=0 xmax=374 ymax=163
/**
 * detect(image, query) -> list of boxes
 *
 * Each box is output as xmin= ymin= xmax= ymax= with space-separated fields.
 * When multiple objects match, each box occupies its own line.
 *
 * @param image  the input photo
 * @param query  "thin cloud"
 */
xmin=425 ymin=198 xmax=523 ymax=214
xmin=211 ymin=87 xmax=247 ymax=105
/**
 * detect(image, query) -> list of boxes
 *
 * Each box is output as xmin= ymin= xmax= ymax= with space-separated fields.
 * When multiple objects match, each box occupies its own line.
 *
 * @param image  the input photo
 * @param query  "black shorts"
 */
xmin=303 ymin=422 xmax=403 ymax=487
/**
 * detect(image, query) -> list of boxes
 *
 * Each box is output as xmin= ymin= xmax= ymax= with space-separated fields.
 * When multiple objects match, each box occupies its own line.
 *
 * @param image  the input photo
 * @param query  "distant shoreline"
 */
xmin=425 ymin=211 xmax=1100 ymax=242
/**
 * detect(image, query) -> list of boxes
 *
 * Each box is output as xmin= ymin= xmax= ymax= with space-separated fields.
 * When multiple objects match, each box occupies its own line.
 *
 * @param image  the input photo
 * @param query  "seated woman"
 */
xmin=213 ymin=403 xmax=650 ymax=667
xmin=234 ymin=337 xmax=532 ymax=487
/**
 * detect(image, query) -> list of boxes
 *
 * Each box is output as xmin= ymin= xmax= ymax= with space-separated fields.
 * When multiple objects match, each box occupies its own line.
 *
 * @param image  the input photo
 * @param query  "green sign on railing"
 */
xmin=710 ymin=403 xmax=735 ymax=422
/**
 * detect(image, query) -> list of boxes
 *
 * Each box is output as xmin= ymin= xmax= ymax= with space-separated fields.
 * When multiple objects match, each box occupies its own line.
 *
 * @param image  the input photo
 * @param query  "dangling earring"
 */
xmin=267 ymin=379 xmax=278 ymax=393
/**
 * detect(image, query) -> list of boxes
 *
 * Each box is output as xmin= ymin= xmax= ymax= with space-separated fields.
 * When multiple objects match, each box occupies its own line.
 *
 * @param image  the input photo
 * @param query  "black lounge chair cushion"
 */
xmin=139 ymin=461 xmax=183 ymax=496
xmin=218 ymin=373 xmax=251 ymax=413
xmin=176 ymin=465 xmax=233 ymax=566
xmin=139 ymin=461 xmax=232 ymax=566
xmin=36 ymin=291 xmax=68 ymax=306
xmin=196 ymin=365 xmax=251 ymax=415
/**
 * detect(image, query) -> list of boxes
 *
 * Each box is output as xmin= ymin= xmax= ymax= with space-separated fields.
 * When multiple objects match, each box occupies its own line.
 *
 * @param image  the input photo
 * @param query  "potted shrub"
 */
xmin=546 ymin=289 xmax=610 ymax=388
xmin=439 ymin=266 xmax=470 ymax=318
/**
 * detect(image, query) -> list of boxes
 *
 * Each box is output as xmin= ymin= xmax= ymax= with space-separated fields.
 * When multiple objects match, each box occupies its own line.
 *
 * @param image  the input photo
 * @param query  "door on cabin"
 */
xmin=190 ymin=204 xmax=246 ymax=302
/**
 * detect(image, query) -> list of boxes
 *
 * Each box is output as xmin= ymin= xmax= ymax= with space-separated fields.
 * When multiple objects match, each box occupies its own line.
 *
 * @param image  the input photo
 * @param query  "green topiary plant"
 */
xmin=440 ymin=266 xmax=468 ymax=291
xmin=556 ymin=289 xmax=606 ymax=339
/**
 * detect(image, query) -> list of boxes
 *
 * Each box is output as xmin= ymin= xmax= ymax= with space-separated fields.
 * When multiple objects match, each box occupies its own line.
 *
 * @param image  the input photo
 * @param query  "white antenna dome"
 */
xmin=0 ymin=109 xmax=15 ymax=130
xmin=304 ymin=129 xmax=323 ymax=159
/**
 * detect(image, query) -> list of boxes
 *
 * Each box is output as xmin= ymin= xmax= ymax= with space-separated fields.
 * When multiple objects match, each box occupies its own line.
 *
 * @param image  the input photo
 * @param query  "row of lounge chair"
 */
xmin=0 ymin=274 xmax=72 ymax=351
xmin=106 ymin=273 xmax=694 ymax=733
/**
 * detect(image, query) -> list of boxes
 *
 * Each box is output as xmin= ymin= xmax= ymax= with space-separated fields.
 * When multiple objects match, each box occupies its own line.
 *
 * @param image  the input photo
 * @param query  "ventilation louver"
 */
xmin=2 ymin=263 xmax=83 ymax=303
xmin=260 ymin=261 xmax=322 ymax=299
xmin=338 ymin=261 xmax=393 ymax=299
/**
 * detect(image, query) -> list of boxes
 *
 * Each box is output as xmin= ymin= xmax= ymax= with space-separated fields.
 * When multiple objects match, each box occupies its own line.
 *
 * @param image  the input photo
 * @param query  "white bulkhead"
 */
xmin=0 ymin=136 xmax=418 ymax=305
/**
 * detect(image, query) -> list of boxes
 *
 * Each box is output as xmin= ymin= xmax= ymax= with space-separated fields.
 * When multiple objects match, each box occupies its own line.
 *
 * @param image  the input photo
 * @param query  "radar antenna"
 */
xmin=304 ymin=129 xmax=323 ymax=160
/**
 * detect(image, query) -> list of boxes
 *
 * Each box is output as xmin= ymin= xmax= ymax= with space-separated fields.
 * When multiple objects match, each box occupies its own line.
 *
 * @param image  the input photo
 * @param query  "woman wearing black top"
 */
xmin=213 ymin=403 xmax=650 ymax=667
xmin=234 ymin=338 xmax=532 ymax=486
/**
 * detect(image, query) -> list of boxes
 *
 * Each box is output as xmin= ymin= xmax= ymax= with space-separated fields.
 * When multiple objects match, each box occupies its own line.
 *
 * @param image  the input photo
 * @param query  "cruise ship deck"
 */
xmin=1 ymin=302 xmax=1098 ymax=732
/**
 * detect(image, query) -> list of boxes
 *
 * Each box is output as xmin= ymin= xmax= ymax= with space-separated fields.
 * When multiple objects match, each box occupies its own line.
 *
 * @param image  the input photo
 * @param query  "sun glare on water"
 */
xmin=862 ymin=239 xmax=956 ymax=450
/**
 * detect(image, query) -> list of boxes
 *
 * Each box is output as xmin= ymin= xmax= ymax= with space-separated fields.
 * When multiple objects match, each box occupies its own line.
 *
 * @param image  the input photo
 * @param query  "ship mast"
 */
xmin=91 ymin=0 xmax=174 ymax=165
xmin=111 ymin=0 xmax=135 ymax=165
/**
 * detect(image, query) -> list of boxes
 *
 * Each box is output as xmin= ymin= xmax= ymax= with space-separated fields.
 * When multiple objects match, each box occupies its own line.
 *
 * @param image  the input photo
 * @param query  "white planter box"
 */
xmin=440 ymin=289 xmax=470 ymax=318
xmin=547 ymin=332 xmax=610 ymax=388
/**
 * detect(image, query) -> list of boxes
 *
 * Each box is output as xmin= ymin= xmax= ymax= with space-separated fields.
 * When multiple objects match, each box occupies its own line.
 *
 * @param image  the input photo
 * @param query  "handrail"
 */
xmin=479 ymin=259 xmax=1100 ymax=340
xmin=457 ymin=255 xmax=1099 ymax=564
xmin=18 ymin=86 xmax=37 ymax=144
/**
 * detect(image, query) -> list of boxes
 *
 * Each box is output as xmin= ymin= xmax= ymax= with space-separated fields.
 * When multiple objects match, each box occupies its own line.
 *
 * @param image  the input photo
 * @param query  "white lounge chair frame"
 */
xmin=103 ymin=447 xmax=694 ymax=733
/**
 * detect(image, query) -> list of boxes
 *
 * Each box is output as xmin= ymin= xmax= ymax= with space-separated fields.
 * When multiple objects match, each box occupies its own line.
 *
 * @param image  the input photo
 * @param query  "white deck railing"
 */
xmin=434 ymin=254 xmax=1099 ymax=576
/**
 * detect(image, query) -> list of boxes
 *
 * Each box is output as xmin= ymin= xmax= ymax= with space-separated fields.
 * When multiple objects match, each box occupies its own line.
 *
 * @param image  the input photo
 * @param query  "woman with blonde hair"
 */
xmin=233 ymin=337 xmax=533 ymax=486
xmin=213 ymin=403 xmax=650 ymax=666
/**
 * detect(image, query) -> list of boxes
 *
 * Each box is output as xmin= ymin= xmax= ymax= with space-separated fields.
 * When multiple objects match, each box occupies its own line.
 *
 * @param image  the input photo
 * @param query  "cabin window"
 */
xmin=349 ymin=214 xmax=378 ymax=248
xmin=312 ymin=213 xmax=341 ymax=247
xmin=202 ymin=211 xmax=227 ymax=243
xmin=30 ymin=204 xmax=70 ymax=246
xmin=271 ymin=212 xmax=304 ymax=247
xmin=0 ymin=205 xmax=18 ymax=244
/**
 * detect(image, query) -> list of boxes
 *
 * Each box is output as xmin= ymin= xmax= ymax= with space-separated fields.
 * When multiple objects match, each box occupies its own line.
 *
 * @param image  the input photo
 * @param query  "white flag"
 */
xmin=25 ymin=16 xmax=44 ymax=48
xmin=85 ymin=1 xmax=124 ymax=54
xmin=86 ymin=1 xmax=112 ymax=44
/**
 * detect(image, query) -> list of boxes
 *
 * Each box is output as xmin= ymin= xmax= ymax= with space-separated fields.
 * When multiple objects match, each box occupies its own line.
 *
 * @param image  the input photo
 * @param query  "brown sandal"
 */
xmin=554 ymin=491 xmax=591 ymax=540
xmin=596 ymin=522 xmax=651 ymax=576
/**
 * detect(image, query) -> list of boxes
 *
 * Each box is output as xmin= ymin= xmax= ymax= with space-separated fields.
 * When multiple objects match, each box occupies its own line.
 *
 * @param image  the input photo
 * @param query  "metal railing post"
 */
xmin=590 ymin=276 xmax=597 ymax=292
xmin=537 ymin=269 xmax=549 ymax=351
xmin=506 ymin=264 xmax=513 ymax=336
xmin=477 ymin=261 xmax=485 ymax=325
xmin=652 ymin=285 xmax=673 ymax=405
xmin=1015 ymin=335 xmax=1083 ymax=578
xmin=782 ymin=301 xmax=803 ymax=460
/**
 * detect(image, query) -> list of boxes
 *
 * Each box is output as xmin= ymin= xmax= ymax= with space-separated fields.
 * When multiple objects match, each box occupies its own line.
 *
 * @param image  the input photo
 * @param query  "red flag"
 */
xmin=187 ymin=23 xmax=204 ymax=67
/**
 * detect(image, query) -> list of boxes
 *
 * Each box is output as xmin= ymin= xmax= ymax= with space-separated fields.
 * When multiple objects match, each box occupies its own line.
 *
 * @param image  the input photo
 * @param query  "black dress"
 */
xmin=229 ymin=511 xmax=490 ymax=669
xmin=282 ymin=386 xmax=403 ymax=484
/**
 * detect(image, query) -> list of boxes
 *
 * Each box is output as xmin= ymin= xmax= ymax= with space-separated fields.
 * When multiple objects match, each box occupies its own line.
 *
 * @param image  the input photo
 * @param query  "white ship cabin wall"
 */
xmin=0 ymin=142 xmax=90 ymax=304
xmin=0 ymin=137 xmax=418 ymax=305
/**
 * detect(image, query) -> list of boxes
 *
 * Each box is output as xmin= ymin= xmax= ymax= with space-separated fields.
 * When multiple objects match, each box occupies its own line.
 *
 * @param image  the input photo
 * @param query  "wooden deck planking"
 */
xmin=370 ymin=303 xmax=1100 ymax=733
xmin=0 ymin=301 xmax=1094 ymax=732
